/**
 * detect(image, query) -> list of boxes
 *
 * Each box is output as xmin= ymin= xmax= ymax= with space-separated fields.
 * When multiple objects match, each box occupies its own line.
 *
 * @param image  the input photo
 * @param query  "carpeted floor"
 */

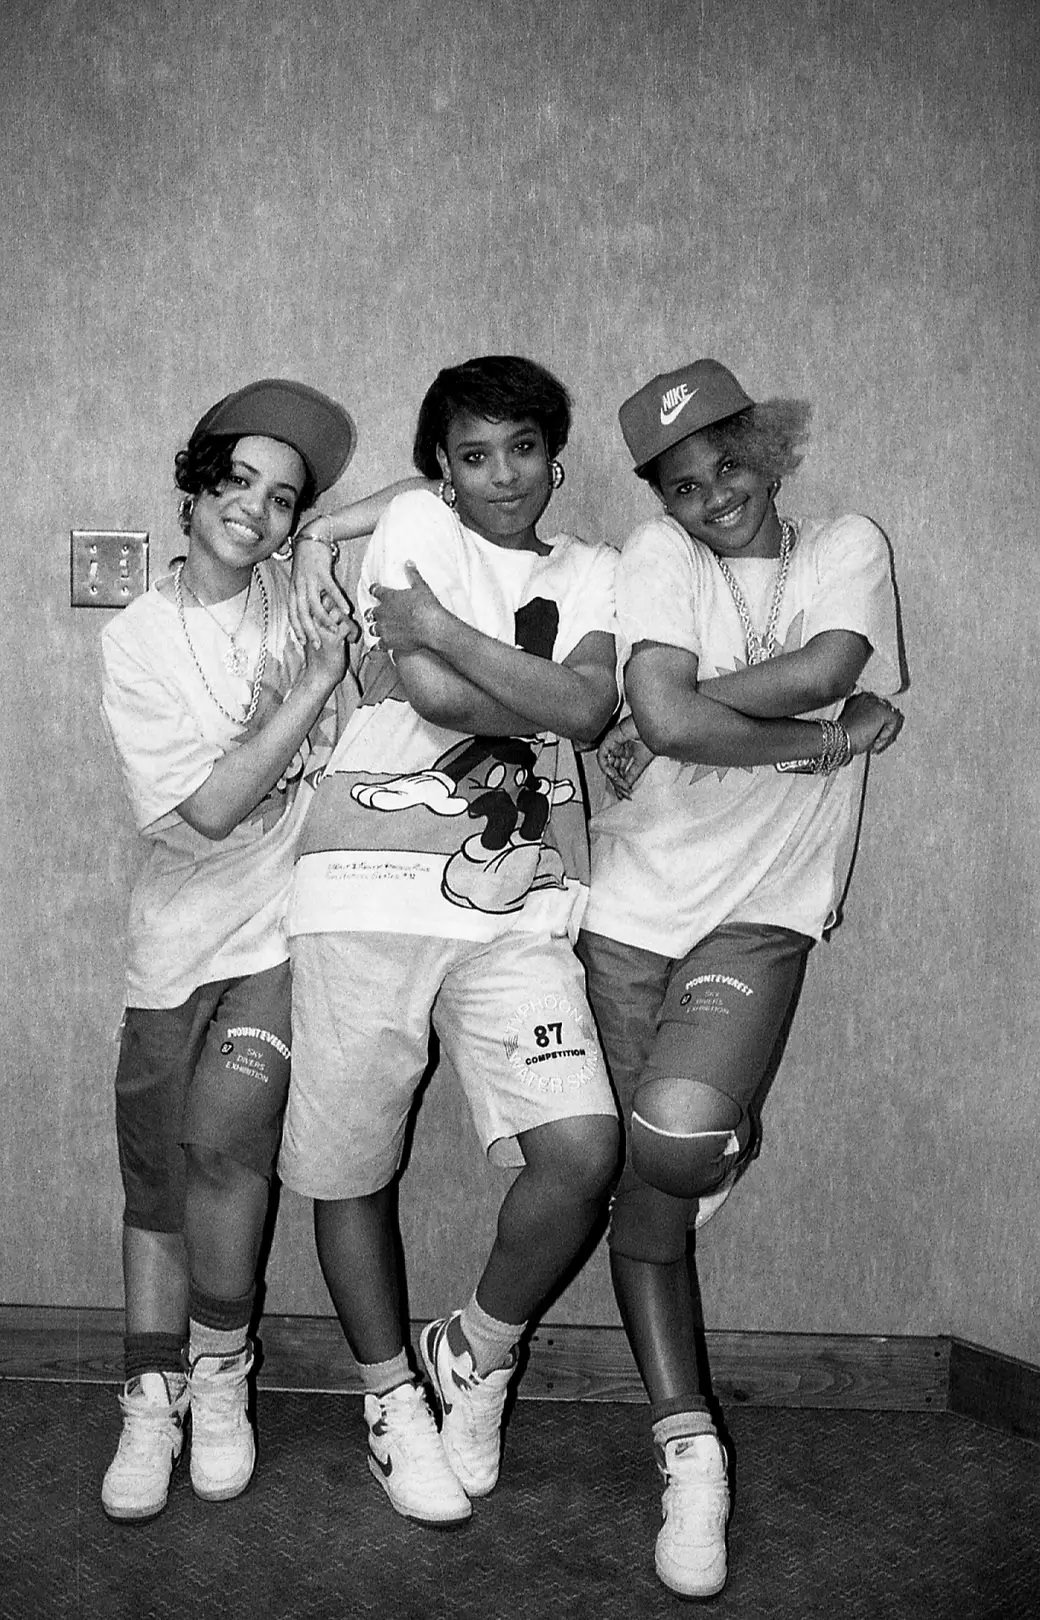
xmin=1 ymin=1380 xmax=1036 ymax=1620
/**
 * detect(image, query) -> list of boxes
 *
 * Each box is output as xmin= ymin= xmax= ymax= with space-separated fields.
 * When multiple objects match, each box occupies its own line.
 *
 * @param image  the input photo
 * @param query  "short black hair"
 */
xmin=174 ymin=431 xmax=316 ymax=524
xmin=641 ymin=399 xmax=813 ymax=487
xmin=412 ymin=355 xmax=572 ymax=478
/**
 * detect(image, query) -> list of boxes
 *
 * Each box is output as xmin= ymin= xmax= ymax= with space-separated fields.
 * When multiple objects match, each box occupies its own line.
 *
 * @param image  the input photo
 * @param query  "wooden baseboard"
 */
xmin=4 ymin=1307 xmax=1035 ymax=1441
xmin=948 ymin=1336 xmax=1040 ymax=1444
xmin=0 ymin=1305 xmax=949 ymax=1412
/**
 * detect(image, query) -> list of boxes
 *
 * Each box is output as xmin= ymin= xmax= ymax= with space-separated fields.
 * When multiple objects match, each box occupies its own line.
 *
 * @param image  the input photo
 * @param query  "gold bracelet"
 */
xmin=296 ymin=515 xmax=339 ymax=563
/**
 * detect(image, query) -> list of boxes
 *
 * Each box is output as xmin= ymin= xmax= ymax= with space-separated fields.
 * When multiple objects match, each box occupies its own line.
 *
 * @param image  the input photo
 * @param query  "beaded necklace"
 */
xmin=174 ymin=562 xmax=269 ymax=725
xmin=714 ymin=519 xmax=795 ymax=665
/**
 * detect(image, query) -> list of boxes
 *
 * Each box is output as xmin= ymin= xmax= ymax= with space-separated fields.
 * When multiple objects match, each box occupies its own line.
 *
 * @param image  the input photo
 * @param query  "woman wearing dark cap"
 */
xmin=99 ymin=380 xmax=355 ymax=1523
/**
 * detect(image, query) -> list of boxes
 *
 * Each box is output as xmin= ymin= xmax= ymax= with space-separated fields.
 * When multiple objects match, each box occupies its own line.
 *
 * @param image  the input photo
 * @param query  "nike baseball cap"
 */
xmin=191 ymin=379 xmax=356 ymax=494
xmin=618 ymin=359 xmax=753 ymax=476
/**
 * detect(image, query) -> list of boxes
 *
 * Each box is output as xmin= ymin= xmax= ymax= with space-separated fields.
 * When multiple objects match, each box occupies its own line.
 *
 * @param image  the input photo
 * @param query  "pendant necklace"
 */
xmin=715 ymin=519 xmax=795 ymax=665
xmin=174 ymin=562 xmax=269 ymax=724
xmin=180 ymin=571 xmax=254 ymax=676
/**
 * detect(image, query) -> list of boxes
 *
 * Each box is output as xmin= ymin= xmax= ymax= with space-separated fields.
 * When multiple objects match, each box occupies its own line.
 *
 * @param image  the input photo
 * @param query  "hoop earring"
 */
xmin=178 ymin=494 xmax=195 ymax=534
xmin=439 ymin=478 xmax=457 ymax=510
xmin=271 ymin=541 xmax=294 ymax=562
xmin=550 ymin=460 xmax=565 ymax=491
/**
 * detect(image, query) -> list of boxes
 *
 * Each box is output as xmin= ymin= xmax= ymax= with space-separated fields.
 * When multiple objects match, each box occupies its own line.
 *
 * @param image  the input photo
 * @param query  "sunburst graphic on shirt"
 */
xmin=682 ymin=611 xmax=805 ymax=789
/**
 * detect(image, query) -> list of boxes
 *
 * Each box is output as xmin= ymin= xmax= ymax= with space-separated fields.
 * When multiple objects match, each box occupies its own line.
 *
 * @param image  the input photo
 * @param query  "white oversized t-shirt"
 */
xmin=290 ymin=489 xmax=619 ymax=943
xmin=101 ymin=560 xmax=341 ymax=1007
xmin=583 ymin=512 xmax=901 ymax=955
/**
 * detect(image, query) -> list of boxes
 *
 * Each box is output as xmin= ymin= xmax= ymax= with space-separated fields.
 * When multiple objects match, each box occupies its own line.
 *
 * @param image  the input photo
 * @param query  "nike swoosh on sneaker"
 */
xmin=448 ymin=1364 xmax=475 ymax=1408
xmin=428 ymin=1322 xmax=458 ymax=1414
xmin=660 ymin=389 xmax=698 ymax=426
xmin=369 ymin=1446 xmax=394 ymax=1478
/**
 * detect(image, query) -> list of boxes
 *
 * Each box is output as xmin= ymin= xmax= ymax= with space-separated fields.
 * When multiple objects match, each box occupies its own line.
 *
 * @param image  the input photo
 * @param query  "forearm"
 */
xmin=634 ymin=687 xmax=841 ymax=767
xmin=395 ymin=649 xmax=544 ymax=736
xmin=178 ymin=672 xmax=338 ymax=840
xmin=697 ymin=632 xmax=870 ymax=718
xmin=312 ymin=479 xmax=433 ymax=544
xmin=427 ymin=614 xmax=615 ymax=744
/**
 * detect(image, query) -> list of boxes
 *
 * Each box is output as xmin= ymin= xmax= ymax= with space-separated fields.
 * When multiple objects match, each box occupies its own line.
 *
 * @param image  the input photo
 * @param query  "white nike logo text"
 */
xmin=660 ymin=385 xmax=698 ymax=426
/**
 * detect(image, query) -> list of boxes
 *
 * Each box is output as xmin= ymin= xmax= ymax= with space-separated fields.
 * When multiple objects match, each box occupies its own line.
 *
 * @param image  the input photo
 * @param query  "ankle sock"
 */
xmin=455 ymin=1295 xmax=525 ymax=1378
xmin=652 ymin=1410 xmax=718 ymax=1451
xmin=357 ymin=1349 xmax=413 ymax=1398
xmin=188 ymin=1320 xmax=249 ymax=1364
xmin=187 ymin=1283 xmax=254 ymax=1334
xmin=124 ymin=1331 xmax=186 ymax=1384
xmin=187 ymin=1283 xmax=253 ymax=1364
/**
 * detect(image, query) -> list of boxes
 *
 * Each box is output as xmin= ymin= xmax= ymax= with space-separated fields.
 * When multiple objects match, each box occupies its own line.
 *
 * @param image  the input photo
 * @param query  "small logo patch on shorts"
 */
xmin=225 ymin=1025 xmax=291 ymax=1060
xmin=679 ymin=973 xmax=754 ymax=1014
xmin=219 ymin=1025 xmax=291 ymax=1085
xmin=502 ymin=994 xmax=599 ymax=1093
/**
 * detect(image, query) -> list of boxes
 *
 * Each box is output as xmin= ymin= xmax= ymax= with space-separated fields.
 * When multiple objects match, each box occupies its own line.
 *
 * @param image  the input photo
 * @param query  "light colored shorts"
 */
xmin=279 ymin=930 xmax=617 ymax=1199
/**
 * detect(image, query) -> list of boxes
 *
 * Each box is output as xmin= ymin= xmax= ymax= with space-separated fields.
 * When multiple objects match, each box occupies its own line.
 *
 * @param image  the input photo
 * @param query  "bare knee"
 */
xmin=520 ymin=1115 xmax=620 ymax=1200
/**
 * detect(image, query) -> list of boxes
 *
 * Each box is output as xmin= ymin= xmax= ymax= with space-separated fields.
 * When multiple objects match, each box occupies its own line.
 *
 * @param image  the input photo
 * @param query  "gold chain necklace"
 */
xmin=174 ymin=563 xmax=269 ymax=724
xmin=715 ymin=519 xmax=795 ymax=665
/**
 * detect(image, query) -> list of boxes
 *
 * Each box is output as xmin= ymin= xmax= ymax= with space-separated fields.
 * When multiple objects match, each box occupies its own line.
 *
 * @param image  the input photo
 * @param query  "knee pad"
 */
xmin=607 ymin=1178 xmax=694 ymax=1264
xmin=630 ymin=1077 xmax=743 ymax=1199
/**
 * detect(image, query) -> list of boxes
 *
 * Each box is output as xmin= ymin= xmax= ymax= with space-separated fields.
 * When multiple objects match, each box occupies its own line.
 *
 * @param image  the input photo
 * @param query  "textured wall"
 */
xmin=1 ymin=0 xmax=1037 ymax=1361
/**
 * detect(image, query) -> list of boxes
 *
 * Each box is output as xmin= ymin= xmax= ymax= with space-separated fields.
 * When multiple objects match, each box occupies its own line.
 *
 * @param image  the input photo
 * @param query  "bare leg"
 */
xmin=122 ymin=1226 xmax=189 ymax=1336
xmin=313 ymin=1184 xmax=408 ymax=1364
xmin=610 ymin=1248 xmax=710 ymax=1412
xmin=182 ymin=1146 xmax=269 ymax=1301
xmin=475 ymin=1115 xmax=618 ymax=1323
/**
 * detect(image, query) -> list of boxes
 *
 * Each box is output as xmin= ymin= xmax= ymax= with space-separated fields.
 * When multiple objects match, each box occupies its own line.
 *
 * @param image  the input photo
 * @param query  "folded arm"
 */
xmin=372 ymin=563 xmax=618 ymax=745
xmin=626 ymin=641 xmax=891 ymax=766
xmin=696 ymin=629 xmax=872 ymax=717
xmin=390 ymin=649 xmax=550 ymax=736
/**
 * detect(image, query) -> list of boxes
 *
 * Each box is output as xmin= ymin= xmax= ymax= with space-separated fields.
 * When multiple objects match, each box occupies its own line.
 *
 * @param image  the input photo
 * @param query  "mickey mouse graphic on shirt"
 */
xmin=350 ymin=595 xmax=577 ymax=914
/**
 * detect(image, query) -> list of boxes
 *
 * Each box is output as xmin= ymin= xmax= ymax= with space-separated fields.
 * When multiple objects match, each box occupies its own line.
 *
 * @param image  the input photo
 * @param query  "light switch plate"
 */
xmin=70 ymin=530 xmax=149 ymax=608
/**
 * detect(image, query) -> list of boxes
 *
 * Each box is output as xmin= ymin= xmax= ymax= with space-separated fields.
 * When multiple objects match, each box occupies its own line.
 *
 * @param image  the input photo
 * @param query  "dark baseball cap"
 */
xmin=191 ymin=379 xmax=356 ymax=494
xmin=618 ymin=359 xmax=753 ymax=475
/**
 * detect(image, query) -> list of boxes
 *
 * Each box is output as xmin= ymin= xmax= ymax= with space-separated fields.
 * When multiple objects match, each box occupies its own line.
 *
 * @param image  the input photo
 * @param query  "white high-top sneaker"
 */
xmin=364 ymin=1381 xmax=472 ymax=1526
xmin=187 ymin=1343 xmax=255 ymax=1501
xmin=420 ymin=1313 xmax=514 ymax=1497
xmin=101 ymin=1371 xmax=189 ymax=1522
xmin=654 ymin=1432 xmax=730 ymax=1598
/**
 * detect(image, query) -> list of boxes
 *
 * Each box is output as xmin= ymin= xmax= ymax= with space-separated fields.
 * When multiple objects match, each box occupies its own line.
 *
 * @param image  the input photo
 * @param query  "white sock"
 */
xmin=188 ymin=1320 xmax=247 ymax=1365
xmin=457 ymin=1296 xmax=524 ymax=1377
xmin=358 ymin=1349 xmax=413 ymax=1398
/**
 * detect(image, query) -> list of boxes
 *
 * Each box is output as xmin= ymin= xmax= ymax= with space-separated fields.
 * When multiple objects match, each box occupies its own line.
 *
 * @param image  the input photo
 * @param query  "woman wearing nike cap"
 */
xmin=577 ymin=358 xmax=904 ymax=1599
xmin=99 ymin=379 xmax=356 ymax=1523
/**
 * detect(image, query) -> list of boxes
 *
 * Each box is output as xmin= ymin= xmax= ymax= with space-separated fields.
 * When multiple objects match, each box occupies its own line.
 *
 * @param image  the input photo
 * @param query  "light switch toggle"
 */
xmin=70 ymin=531 xmax=149 ymax=608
